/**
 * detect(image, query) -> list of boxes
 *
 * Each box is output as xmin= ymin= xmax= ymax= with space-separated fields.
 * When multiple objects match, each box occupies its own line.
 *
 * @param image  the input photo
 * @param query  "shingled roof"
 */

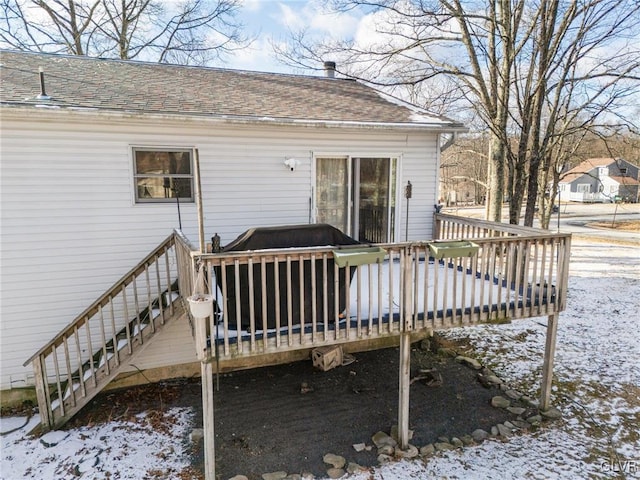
xmin=0 ymin=50 xmax=464 ymax=130
xmin=560 ymin=158 xmax=631 ymax=183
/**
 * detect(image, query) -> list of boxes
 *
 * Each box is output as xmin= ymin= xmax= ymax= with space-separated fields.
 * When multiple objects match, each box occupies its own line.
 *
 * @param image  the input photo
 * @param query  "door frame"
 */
xmin=312 ymin=153 xmax=402 ymax=242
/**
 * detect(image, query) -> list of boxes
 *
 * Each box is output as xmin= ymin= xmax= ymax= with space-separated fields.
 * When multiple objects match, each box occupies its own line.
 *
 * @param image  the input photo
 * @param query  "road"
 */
xmin=442 ymin=202 xmax=640 ymax=245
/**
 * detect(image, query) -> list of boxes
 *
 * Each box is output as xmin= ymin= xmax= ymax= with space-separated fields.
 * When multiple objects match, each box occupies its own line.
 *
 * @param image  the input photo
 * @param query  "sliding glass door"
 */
xmin=316 ymin=156 xmax=397 ymax=242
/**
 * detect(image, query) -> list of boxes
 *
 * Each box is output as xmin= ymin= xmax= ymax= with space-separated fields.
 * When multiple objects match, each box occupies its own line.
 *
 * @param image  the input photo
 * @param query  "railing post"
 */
xmin=540 ymin=313 xmax=559 ymax=410
xmin=33 ymin=356 xmax=53 ymax=431
xmin=433 ymin=213 xmax=441 ymax=239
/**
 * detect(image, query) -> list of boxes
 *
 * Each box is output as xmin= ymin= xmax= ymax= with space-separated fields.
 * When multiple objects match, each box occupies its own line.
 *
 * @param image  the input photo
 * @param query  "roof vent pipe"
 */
xmin=37 ymin=66 xmax=51 ymax=100
xmin=323 ymin=61 xmax=336 ymax=78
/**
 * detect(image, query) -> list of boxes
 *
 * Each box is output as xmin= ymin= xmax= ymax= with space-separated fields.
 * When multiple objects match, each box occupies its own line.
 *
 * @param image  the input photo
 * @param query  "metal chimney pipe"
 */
xmin=37 ymin=66 xmax=51 ymax=100
xmin=323 ymin=61 xmax=336 ymax=78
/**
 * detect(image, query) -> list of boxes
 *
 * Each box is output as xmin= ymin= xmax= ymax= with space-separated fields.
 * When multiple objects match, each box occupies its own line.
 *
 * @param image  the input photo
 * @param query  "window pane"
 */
xmin=133 ymin=148 xmax=193 ymax=202
xmin=135 ymin=151 xmax=191 ymax=175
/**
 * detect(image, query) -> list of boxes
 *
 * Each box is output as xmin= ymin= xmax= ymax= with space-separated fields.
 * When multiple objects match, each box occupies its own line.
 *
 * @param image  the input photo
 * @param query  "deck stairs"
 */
xmin=24 ymin=233 xmax=193 ymax=432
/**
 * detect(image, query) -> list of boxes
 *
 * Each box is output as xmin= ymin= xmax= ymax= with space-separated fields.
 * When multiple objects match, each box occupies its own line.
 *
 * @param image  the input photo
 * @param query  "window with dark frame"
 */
xmin=133 ymin=148 xmax=194 ymax=203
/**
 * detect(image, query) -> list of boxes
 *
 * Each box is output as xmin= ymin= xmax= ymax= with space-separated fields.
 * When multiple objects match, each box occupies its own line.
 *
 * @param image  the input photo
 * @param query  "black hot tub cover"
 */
xmin=216 ymin=224 xmax=361 ymax=330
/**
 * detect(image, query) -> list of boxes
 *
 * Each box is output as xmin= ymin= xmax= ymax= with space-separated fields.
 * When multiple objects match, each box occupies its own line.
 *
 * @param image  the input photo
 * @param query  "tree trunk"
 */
xmin=486 ymin=132 xmax=505 ymax=222
xmin=523 ymin=155 xmax=541 ymax=226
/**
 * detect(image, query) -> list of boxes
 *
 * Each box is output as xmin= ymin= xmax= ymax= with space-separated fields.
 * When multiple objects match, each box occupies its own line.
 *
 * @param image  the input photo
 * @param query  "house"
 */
xmin=557 ymin=158 xmax=640 ymax=203
xmin=0 ymin=50 xmax=466 ymax=404
xmin=2 ymin=52 xmax=574 ymax=477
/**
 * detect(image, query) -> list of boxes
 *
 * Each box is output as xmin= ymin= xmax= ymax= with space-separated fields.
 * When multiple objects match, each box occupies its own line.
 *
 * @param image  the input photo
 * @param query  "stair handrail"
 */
xmin=23 ymin=233 xmax=178 ymax=367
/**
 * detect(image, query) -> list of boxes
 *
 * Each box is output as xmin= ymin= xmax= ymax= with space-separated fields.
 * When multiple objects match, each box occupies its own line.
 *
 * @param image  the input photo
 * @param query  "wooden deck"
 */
xmin=178 ymin=214 xmax=570 ymax=362
xmin=25 ymin=213 xmax=570 ymax=468
xmin=176 ymin=214 xmax=570 ymax=479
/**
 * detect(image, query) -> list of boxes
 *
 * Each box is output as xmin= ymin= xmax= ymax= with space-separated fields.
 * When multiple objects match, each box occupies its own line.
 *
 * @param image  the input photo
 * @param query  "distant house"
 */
xmin=557 ymin=158 xmax=640 ymax=203
xmin=0 ymin=50 xmax=466 ymax=399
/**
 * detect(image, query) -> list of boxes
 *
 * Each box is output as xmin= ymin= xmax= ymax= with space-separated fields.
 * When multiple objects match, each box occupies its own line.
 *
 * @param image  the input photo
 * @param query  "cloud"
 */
xmin=243 ymin=0 xmax=264 ymax=13
xmin=275 ymin=3 xmax=306 ymax=30
xmin=271 ymin=1 xmax=361 ymax=39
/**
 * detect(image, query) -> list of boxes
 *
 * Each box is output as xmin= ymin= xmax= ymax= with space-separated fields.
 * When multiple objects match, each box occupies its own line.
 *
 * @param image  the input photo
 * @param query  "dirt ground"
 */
xmin=69 ymin=340 xmax=533 ymax=479
xmin=588 ymin=219 xmax=640 ymax=231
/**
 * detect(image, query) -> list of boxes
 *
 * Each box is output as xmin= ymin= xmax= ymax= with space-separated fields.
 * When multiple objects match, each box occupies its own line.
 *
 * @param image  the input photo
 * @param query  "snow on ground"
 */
xmin=1 ymin=409 xmax=194 ymax=480
xmin=1 ymin=239 xmax=639 ymax=480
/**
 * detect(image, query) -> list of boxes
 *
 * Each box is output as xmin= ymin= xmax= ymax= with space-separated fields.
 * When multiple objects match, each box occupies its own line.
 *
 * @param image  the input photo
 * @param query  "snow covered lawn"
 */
xmin=2 ymin=239 xmax=638 ymax=480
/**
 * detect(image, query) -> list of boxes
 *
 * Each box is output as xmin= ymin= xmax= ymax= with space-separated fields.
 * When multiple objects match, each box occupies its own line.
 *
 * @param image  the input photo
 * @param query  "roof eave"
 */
xmin=0 ymin=103 xmax=468 ymax=133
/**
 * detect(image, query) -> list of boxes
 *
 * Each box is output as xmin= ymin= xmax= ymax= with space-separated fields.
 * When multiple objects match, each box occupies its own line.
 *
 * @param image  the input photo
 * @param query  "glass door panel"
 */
xmin=316 ymin=157 xmax=350 ymax=234
xmin=355 ymin=158 xmax=396 ymax=243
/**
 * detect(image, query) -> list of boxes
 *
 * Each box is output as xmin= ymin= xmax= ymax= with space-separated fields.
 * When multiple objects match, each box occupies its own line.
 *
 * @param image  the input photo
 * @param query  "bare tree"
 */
xmin=0 ymin=0 xmax=249 ymax=65
xmin=1 ymin=0 xmax=101 ymax=55
xmin=276 ymin=0 xmax=640 ymax=225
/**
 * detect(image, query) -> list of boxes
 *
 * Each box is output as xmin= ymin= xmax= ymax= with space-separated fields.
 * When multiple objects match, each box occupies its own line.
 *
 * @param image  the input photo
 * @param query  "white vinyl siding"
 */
xmin=0 ymin=110 xmax=440 ymax=390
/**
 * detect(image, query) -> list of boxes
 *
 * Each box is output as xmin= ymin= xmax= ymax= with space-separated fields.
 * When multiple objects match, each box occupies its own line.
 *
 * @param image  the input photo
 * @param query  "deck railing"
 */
xmin=187 ymin=215 xmax=571 ymax=362
xmin=24 ymin=234 xmax=180 ymax=430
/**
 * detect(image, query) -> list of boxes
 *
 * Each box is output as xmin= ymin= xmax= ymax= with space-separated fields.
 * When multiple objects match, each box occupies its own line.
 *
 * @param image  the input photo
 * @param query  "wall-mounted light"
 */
xmin=284 ymin=158 xmax=299 ymax=171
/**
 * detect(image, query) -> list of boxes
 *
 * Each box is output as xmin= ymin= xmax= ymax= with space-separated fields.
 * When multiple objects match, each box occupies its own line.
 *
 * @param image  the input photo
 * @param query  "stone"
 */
xmin=300 ymin=382 xmax=314 ymax=394
xmin=434 ymin=442 xmax=456 ymax=451
xmin=40 ymin=431 xmax=70 ymax=448
xmin=77 ymin=454 xmax=100 ymax=474
xmin=229 ymin=476 xmax=249 ymax=480
xmin=522 ymin=397 xmax=540 ymax=409
xmin=437 ymin=436 xmax=450 ymax=443
xmin=450 ymin=437 xmax=464 ymax=448
xmin=326 ymin=468 xmax=345 ymax=479
xmin=190 ymin=428 xmax=204 ymax=443
xmin=491 ymin=426 xmax=499 ymax=436
xmin=497 ymin=423 xmax=513 ymax=438
xmin=419 ymin=444 xmax=435 ymax=456
xmin=460 ymin=434 xmax=475 ymax=446
xmin=455 ymin=355 xmax=482 ymax=370
xmin=377 ymin=453 xmax=393 ymax=464
xmin=480 ymin=367 xmax=495 ymax=377
xmin=262 ymin=472 xmax=288 ymax=480
xmin=301 ymin=473 xmax=315 ymax=480
xmin=352 ymin=443 xmax=367 ymax=452
xmin=372 ymin=431 xmax=397 ymax=448
xmin=486 ymin=375 xmax=503 ymax=385
xmin=437 ymin=347 xmax=457 ymax=357
xmin=503 ymin=421 xmax=516 ymax=429
xmin=491 ymin=396 xmax=511 ymax=408
xmin=477 ymin=373 xmax=492 ymax=388
xmin=471 ymin=429 xmax=489 ymax=442
xmin=395 ymin=444 xmax=419 ymax=458
xmin=512 ymin=420 xmax=531 ymax=429
xmin=346 ymin=462 xmax=366 ymax=474
xmin=505 ymin=389 xmax=522 ymax=400
xmin=391 ymin=425 xmax=414 ymax=441
xmin=540 ymin=407 xmax=563 ymax=420
xmin=323 ymin=453 xmax=346 ymax=469
xmin=507 ymin=406 xmax=526 ymax=415
xmin=378 ymin=445 xmax=395 ymax=456
xmin=527 ymin=415 xmax=542 ymax=426
xmin=284 ymin=476 xmax=301 ymax=480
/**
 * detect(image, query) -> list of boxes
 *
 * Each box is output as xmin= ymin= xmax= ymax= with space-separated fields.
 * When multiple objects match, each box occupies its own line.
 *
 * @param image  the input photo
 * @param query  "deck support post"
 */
xmin=398 ymin=332 xmax=411 ymax=450
xmin=201 ymin=360 xmax=216 ymax=480
xmin=540 ymin=313 xmax=558 ymax=411
xmin=194 ymin=308 xmax=215 ymax=480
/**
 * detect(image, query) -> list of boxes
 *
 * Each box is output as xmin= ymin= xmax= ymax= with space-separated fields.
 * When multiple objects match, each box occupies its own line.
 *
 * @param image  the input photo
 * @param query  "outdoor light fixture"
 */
xmin=284 ymin=158 xmax=298 ymax=171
